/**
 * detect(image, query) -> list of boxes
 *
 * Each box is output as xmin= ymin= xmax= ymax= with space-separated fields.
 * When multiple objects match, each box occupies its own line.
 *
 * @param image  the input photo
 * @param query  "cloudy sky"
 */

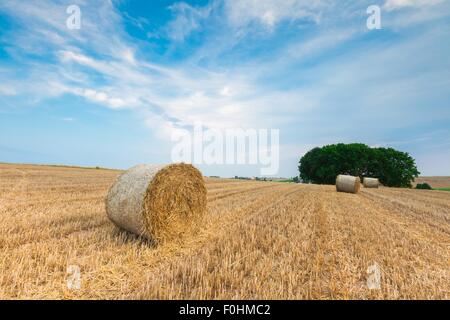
xmin=0 ymin=0 xmax=449 ymax=177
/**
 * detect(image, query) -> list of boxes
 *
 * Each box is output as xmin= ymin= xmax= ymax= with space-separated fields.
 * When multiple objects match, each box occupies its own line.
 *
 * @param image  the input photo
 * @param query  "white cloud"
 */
xmin=59 ymin=85 xmax=142 ymax=110
xmin=224 ymin=0 xmax=328 ymax=29
xmin=0 ymin=84 xmax=17 ymax=96
xmin=382 ymin=0 xmax=450 ymax=28
xmin=220 ymin=86 xmax=232 ymax=96
xmin=384 ymin=0 xmax=443 ymax=11
xmin=121 ymin=48 xmax=136 ymax=65
xmin=165 ymin=2 xmax=213 ymax=41
xmin=59 ymin=51 xmax=110 ymax=72
xmin=284 ymin=27 xmax=358 ymax=60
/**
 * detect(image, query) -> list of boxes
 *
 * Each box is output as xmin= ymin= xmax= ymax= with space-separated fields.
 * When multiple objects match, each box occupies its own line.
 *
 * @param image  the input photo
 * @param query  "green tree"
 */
xmin=370 ymin=147 xmax=420 ymax=187
xmin=298 ymin=143 xmax=419 ymax=187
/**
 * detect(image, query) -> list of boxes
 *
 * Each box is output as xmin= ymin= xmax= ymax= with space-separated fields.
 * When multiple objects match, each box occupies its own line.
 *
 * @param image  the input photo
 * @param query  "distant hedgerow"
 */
xmin=416 ymin=183 xmax=432 ymax=190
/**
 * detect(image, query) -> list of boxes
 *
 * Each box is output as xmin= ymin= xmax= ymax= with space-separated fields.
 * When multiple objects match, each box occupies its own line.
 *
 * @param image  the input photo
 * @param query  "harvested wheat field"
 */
xmin=0 ymin=163 xmax=449 ymax=300
xmin=414 ymin=177 xmax=450 ymax=189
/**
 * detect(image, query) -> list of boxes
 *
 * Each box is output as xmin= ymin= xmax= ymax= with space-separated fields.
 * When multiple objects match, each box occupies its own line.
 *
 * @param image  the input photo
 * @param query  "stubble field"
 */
xmin=414 ymin=176 xmax=450 ymax=189
xmin=0 ymin=163 xmax=449 ymax=299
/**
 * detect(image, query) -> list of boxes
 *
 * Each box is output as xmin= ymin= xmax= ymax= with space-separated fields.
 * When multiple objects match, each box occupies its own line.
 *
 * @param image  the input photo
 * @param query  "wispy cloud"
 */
xmin=224 ymin=0 xmax=329 ymax=29
xmin=384 ymin=0 xmax=443 ymax=11
xmin=165 ymin=1 xmax=213 ymax=41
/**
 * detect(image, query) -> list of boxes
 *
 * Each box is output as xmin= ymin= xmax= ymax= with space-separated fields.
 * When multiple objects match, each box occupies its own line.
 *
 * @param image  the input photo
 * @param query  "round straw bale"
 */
xmin=363 ymin=177 xmax=379 ymax=188
xmin=336 ymin=175 xmax=361 ymax=194
xmin=105 ymin=163 xmax=207 ymax=243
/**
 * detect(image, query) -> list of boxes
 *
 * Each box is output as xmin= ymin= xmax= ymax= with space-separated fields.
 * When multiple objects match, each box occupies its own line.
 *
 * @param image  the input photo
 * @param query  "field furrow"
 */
xmin=0 ymin=163 xmax=448 ymax=299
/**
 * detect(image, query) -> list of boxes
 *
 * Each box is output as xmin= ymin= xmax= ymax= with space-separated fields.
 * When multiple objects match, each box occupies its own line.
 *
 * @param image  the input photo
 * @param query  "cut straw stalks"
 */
xmin=105 ymin=163 xmax=207 ymax=244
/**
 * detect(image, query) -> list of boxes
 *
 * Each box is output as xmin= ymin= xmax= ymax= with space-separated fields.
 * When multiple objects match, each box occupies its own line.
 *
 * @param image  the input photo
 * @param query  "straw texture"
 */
xmin=106 ymin=163 xmax=206 ymax=243
xmin=336 ymin=175 xmax=361 ymax=194
xmin=363 ymin=177 xmax=380 ymax=188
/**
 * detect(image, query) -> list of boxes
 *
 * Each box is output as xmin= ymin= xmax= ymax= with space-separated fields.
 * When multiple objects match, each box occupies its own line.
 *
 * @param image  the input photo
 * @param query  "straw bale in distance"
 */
xmin=105 ymin=163 xmax=206 ymax=243
xmin=363 ymin=177 xmax=380 ymax=188
xmin=336 ymin=175 xmax=361 ymax=194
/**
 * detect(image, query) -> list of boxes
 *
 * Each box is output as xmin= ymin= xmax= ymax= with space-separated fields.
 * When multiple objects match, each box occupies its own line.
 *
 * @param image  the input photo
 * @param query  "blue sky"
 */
xmin=0 ymin=0 xmax=449 ymax=177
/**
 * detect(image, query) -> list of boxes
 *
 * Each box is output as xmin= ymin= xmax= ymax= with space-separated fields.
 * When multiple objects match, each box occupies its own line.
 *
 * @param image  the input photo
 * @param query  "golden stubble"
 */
xmin=0 ymin=163 xmax=448 ymax=299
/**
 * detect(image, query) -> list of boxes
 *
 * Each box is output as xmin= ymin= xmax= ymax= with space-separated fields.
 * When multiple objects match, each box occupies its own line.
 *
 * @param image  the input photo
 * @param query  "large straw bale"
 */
xmin=336 ymin=174 xmax=361 ymax=194
xmin=106 ymin=163 xmax=206 ymax=243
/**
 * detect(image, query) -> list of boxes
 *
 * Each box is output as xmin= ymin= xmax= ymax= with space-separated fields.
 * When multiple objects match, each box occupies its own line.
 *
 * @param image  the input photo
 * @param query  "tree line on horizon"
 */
xmin=298 ymin=143 xmax=420 ymax=188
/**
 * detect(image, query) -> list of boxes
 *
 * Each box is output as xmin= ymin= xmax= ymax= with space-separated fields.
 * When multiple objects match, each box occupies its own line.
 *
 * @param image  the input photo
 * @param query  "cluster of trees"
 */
xmin=298 ymin=143 xmax=420 ymax=188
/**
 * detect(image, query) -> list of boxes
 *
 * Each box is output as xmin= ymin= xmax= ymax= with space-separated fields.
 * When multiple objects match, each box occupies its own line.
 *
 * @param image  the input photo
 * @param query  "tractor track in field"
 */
xmin=0 ymin=163 xmax=449 ymax=299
